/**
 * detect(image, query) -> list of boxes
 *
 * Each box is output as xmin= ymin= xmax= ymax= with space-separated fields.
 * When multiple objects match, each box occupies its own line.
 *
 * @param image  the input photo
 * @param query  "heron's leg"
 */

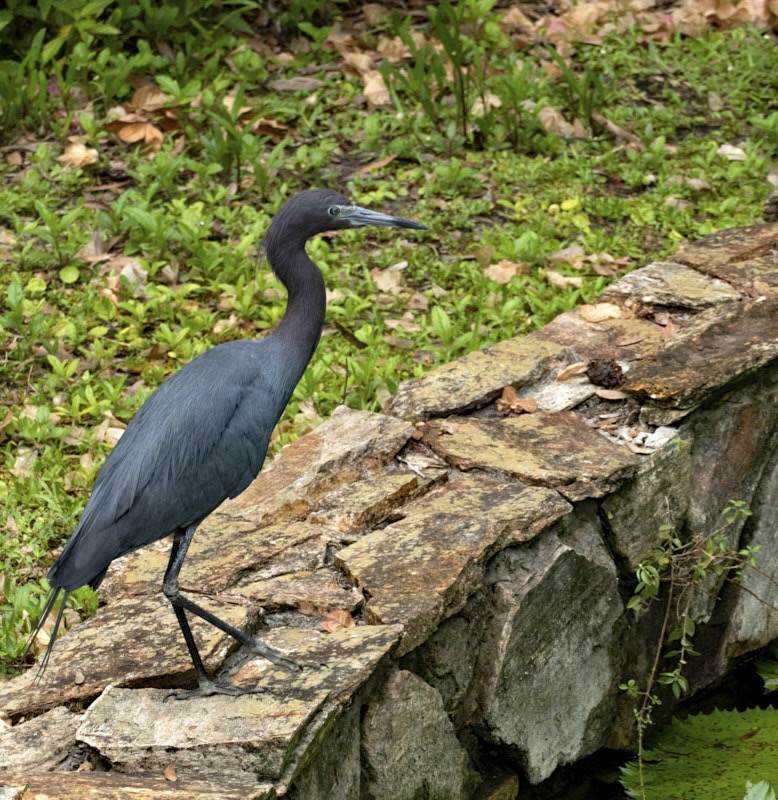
xmin=162 ymin=523 xmax=302 ymax=678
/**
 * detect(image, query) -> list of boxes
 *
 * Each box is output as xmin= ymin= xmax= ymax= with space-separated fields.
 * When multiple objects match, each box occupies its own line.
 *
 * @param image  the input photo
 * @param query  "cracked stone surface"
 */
xmin=602 ymin=434 xmax=694 ymax=569
xmin=673 ymin=220 xmax=778 ymax=270
xmin=307 ymin=466 xmax=433 ymax=533
xmin=337 ymin=472 xmax=570 ymax=655
xmin=0 ymin=707 xmax=82 ymax=772
xmin=533 ymin=308 xmax=665 ymax=365
xmin=475 ymin=530 xmax=624 ymax=784
xmin=0 ymin=773 xmax=272 ymax=800
xmin=387 ymin=337 xmax=571 ymax=421
xmin=76 ymin=625 xmax=401 ymax=783
xmin=624 ymin=298 xmax=778 ymax=423
xmin=602 ymin=261 xmax=742 ymax=307
xmin=223 ymin=406 xmax=415 ymax=521
xmin=1 ymin=223 xmax=777 ymax=798
xmin=0 ymin=595 xmax=250 ymax=718
xmin=422 ymin=413 xmax=638 ymax=501
xmin=361 ymin=670 xmax=480 ymax=800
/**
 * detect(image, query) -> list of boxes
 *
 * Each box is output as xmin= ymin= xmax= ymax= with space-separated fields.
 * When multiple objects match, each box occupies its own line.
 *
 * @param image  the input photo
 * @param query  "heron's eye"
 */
xmin=327 ymin=205 xmax=341 ymax=217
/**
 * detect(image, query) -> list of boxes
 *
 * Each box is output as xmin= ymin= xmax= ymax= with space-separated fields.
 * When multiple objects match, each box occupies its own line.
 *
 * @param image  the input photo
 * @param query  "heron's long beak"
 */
xmin=347 ymin=206 xmax=429 ymax=230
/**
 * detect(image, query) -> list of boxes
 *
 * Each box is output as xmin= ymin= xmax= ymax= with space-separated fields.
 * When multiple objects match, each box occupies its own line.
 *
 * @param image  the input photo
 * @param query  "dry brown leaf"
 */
xmin=370 ymin=266 xmax=404 ymax=293
xmin=112 ymin=256 xmax=148 ymax=289
xmin=131 ymin=82 xmax=171 ymax=112
xmin=562 ymin=2 xmax=608 ymax=29
xmin=251 ymin=116 xmax=291 ymax=142
xmin=570 ymin=118 xmax=588 ymax=138
xmin=11 ymin=448 xmax=36 ymax=477
xmin=556 ymin=362 xmax=589 ymax=381
xmin=363 ymin=3 xmax=391 ymax=25
xmin=471 ymin=93 xmax=502 ymax=117
xmin=407 ymin=293 xmax=429 ymax=312
xmin=485 ymin=260 xmax=528 ymax=284
xmin=343 ymin=51 xmax=373 ymax=75
xmin=384 ymin=335 xmax=415 ymax=349
xmin=354 ymin=154 xmax=397 ymax=176
xmin=321 ymin=609 xmax=355 ymax=633
xmin=549 ymin=245 xmax=586 ymax=264
xmin=595 ymin=388 xmax=628 ymax=400
xmin=717 ymin=143 xmax=747 ymax=161
xmin=113 ymin=121 xmax=164 ymax=147
xmin=385 ymin=316 xmax=422 ymax=333
xmin=500 ymin=7 xmax=536 ymax=32
xmin=543 ymin=269 xmax=583 ymax=289
xmin=538 ymin=106 xmax=578 ymax=139
xmin=363 ymin=70 xmax=390 ymax=107
xmin=376 ymin=35 xmax=412 ymax=63
xmin=271 ymin=77 xmax=326 ymax=92
xmin=163 ymin=763 xmax=177 ymax=782
xmin=579 ymin=302 xmax=623 ymax=323
xmin=57 ymin=142 xmax=99 ymax=168
xmin=591 ymin=112 xmax=644 ymax=149
xmin=496 ymin=386 xmax=538 ymax=414
xmin=213 ymin=314 xmax=239 ymax=335
xmin=221 ymin=95 xmax=253 ymax=119
xmin=5 ymin=150 xmax=23 ymax=167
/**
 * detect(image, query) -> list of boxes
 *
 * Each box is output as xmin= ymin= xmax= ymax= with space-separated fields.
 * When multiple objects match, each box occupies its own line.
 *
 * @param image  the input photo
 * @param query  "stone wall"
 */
xmin=1 ymin=221 xmax=777 ymax=799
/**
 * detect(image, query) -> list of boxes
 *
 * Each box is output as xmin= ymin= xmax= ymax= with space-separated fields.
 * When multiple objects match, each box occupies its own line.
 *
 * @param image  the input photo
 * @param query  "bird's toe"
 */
xmin=164 ymin=677 xmax=265 ymax=700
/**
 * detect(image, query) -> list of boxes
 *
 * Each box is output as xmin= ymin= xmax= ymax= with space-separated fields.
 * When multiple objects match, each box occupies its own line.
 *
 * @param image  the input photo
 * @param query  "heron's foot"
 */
xmin=247 ymin=639 xmax=304 ymax=673
xmin=164 ymin=677 xmax=265 ymax=701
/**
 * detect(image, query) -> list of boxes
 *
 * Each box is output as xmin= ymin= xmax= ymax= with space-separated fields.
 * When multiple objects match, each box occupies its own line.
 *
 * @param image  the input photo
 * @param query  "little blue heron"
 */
xmin=26 ymin=189 xmax=427 ymax=697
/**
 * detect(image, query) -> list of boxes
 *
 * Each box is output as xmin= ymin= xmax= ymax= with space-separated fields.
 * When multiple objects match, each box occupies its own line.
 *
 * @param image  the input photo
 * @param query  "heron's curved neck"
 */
xmin=267 ymin=241 xmax=327 ymax=370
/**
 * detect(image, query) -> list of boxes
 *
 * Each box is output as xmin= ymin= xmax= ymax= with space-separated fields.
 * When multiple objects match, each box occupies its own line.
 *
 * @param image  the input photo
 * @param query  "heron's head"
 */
xmin=264 ymin=189 xmax=427 ymax=252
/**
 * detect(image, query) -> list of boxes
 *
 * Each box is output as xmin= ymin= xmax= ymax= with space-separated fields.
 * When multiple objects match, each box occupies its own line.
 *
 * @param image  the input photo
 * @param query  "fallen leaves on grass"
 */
xmin=484 ymin=260 xmax=528 ymax=284
xmin=543 ymin=269 xmax=583 ymax=289
xmin=56 ymin=141 xmax=99 ymax=168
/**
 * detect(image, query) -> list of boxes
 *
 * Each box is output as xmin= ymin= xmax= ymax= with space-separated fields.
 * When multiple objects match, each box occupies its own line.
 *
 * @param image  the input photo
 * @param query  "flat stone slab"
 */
xmin=422 ymin=413 xmax=638 ymax=501
xmin=532 ymin=309 xmax=665 ymax=365
xmin=308 ymin=466 xmax=433 ymax=533
xmin=0 ymin=707 xmax=81 ymax=772
xmin=223 ymin=406 xmax=415 ymax=522
xmin=688 ymin=255 xmax=778 ymax=299
xmin=602 ymin=261 xmax=742 ymax=307
xmin=0 ymin=772 xmax=270 ymax=799
xmin=337 ymin=473 xmax=570 ymax=655
xmin=673 ymin=221 xmax=778 ymax=269
xmin=77 ymin=625 xmax=402 ymax=783
xmin=624 ymin=298 xmax=778 ymax=422
xmin=0 ymin=595 xmax=250 ymax=717
xmin=105 ymin=517 xmax=334 ymax=601
xmin=80 ymin=684 xmax=329 ymax=782
xmin=387 ymin=338 xmax=570 ymax=421
xmin=239 ymin=569 xmax=363 ymax=615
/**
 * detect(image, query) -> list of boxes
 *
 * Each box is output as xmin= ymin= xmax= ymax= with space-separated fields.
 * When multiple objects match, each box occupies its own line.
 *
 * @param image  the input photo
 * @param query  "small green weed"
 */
xmin=620 ymin=501 xmax=763 ymax=800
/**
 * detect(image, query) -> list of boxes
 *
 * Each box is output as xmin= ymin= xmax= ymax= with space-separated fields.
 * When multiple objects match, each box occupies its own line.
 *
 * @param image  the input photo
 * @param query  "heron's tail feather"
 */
xmin=21 ymin=587 xmax=71 ymax=682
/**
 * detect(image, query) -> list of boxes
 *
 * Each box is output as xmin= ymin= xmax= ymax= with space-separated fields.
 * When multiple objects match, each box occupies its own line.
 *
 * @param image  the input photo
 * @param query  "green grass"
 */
xmin=1 ymin=3 xmax=776 ymax=673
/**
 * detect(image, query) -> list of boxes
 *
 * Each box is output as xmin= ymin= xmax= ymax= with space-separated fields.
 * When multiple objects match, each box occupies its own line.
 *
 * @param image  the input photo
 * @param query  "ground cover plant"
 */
xmin=0 ymin=2 xmax=777 ymax=789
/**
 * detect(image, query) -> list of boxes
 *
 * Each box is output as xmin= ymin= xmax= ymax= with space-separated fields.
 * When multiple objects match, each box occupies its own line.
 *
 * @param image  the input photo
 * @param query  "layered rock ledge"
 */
xmin=2 ymin=222 xmax=777 ymax=799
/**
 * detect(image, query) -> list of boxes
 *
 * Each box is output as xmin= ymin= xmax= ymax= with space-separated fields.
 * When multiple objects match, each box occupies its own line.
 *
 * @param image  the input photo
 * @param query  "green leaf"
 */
xmin=59 ymin=266 xmax=80 ymax=284
xmin=620 ymin=707 xmax=778 ymax=799
xmin=26 ymin=276 xmax=47 ymax=294
xmin=744 ymin=781 xmax=777 ymax=800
